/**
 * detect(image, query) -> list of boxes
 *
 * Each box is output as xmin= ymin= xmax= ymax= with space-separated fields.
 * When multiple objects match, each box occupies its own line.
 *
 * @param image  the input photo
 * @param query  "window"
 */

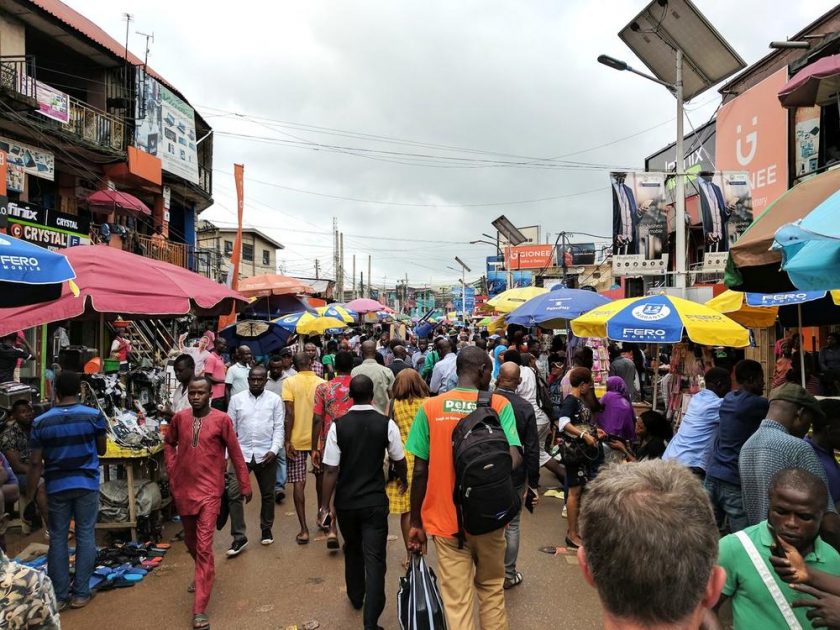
xmin=223 ymin=240 xmax=233 ymax=256
xmin=262 ymin=249 xmax=270 ymax=266
xmin=242 ymin=243 xmax=254 ymax=262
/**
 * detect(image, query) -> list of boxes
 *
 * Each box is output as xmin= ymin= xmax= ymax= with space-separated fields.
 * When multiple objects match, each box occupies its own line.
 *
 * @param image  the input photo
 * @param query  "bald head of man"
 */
xmin=237 ymin=345 xmax=253 ymax=365
xmin=361 ymin=340 xmax=377 ymax=359
xmin=496 ymin=361 xmax=522 ymax=391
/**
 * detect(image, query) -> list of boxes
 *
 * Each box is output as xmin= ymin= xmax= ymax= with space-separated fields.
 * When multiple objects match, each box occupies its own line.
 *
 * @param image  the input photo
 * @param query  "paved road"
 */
xmin=12 ymin=470 xmax=603 ymax=629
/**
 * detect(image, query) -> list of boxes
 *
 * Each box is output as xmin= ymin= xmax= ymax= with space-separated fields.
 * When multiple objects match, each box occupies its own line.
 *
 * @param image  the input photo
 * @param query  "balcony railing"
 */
xmin=66 ymin=96 xmax=125 ymax=152
xmin=0 ymin=55 xmax=37 ymax=102
xmin=132 ymin=234 xmax=224 ymax=280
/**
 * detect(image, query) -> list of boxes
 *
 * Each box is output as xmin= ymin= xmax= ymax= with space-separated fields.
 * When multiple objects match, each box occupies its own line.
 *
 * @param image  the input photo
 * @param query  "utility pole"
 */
xmin=360 ymin=272 xmax=364 ymax=300
xmin=315 ymin=259 xmax=320 ymax=280
xmin=333 ymin=218 xmax=338 ymax=293
xmin=352 ymin=254 xmax=356 ymax=300
xmin=367 ymin=255 xmax=371 ymax=299
xmin=339 ymin=232 xmax=344 ymax=300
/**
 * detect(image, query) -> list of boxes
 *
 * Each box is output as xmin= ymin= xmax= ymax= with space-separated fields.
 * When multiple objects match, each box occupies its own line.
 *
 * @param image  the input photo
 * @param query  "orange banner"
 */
xmin=218 ymin=164 xmax=245 ymax=330
xmin=503 ymin=244 xmax=555 ymax=269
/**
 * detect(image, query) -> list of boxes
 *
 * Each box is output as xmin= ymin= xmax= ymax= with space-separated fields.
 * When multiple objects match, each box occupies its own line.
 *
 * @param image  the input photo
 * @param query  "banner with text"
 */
xmin=611 ymin=171 xmax=668 ymax=275
xmin=503 ymin=244 xmax=554 ymax=270
xmin=1 ymin=199 xmax=89 ymax=249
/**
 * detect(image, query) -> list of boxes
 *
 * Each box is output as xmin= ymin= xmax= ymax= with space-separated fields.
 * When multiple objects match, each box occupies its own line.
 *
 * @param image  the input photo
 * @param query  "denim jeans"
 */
xmin=704 ymin=476 xmax=748 ymax=534
xmin=48 ymin=488 xmax=99 ymax=601
xmin=275 ymin=447 xmax=287 ymax=493
xmin=504 ymin=484 xmax=525 ymax=580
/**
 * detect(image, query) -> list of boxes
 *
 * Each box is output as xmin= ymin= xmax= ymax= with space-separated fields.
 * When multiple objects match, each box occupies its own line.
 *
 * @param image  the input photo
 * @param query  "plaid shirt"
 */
xmin=740 ymin=419 xmax=836 ymax=525
xmin=311 ymin=360 xmax=324 ymax=378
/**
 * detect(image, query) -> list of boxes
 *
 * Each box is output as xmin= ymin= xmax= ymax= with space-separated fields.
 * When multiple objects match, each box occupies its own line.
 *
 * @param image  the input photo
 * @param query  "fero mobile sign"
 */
xmin=716 ymin=67 xmax=788 ymax=216
xmin=504 ymin=244 xmax=554 ymax=270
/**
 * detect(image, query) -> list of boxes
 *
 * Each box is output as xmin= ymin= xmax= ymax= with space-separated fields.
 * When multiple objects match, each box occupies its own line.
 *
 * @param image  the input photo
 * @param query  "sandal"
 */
xmin=564 ymin=536 xmax=581 ymax=550
xmin=326 ymin=534 xmax=339 ymax=550
xmin=187 ymin=582 xmax=196 ymax=593
xmin=193 ymin=613 xmax=210 ymax=629
xmin=503 ymin=571 xmax=523 ymax=589
xmin=296 ymin=532 xmax=310 ymax=545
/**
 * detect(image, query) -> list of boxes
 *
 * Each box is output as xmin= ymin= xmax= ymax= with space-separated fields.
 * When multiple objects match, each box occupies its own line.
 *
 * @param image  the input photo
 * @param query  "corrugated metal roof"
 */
xmin=27 ymin=0 xmax=176 ymax=97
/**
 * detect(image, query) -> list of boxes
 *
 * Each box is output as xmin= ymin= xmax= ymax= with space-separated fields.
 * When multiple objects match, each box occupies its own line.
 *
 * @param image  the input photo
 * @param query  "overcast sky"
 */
xmin=66 ymin=0 xmax=835 ymax=288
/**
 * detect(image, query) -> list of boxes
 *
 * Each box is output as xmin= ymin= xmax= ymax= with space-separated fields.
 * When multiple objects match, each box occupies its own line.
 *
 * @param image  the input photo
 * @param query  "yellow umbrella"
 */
xmin=571 ymin=294 xmax=750 ymax=348
xmin=274 ymin=312 xmax=347 ymax=335
xmin=486 ymin=287 xmax=548 ymax=314
xmin=704 ymin=290 xmax=778 ymax=328
xmin=316 ymin=304 xmax=355 ymax=323
xmin=487 ymin=315 xmax=508 ymax=334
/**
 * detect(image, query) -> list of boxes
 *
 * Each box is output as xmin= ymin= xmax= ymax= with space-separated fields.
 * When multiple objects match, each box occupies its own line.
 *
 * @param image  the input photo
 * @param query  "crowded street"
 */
xmin=4 ymin=1 xmax=840 ymax=629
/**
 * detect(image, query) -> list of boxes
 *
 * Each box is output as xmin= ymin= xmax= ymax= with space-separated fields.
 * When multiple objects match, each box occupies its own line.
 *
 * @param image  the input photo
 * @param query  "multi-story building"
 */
xmin=0 ymin=0 xmax=219 ymax=276
xmin=196 ymin=219 xmax=284 ymax=282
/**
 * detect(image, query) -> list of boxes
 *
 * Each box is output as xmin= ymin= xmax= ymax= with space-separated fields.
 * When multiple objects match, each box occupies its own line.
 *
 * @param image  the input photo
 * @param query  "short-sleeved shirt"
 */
xmin=706 ymin=389 xmax=769 ymax=487
xmin=225 ymin=362 xmax=251 ymax=398
xmin=322 ymin=353 xmax=335 ymax=372
xmin=282 ymin=370 xmax=326 ymax=451
xmin=351 ymin=359 xmax=395 ymax=415
xmin=0 ymin=549 xmax=60 ymax=629
xmin=405 ymin=388 xmax=521 ymax=537
xmin=662 ymin=388 xmax=724 ymax=471
xmin=740 ymin=420 xmax=836 ymax=525
xmin=719 ymin=521 xmax=840 ymax=629
xmin=0 ymin=421 xmax=30 ymax=464
xmin=313 ymin=375 xmax=353 ymax=447
xmin=203 ymin=351 xmax=227 ymax=400
xmin=29 ymin=403 xmax=107 ymax=495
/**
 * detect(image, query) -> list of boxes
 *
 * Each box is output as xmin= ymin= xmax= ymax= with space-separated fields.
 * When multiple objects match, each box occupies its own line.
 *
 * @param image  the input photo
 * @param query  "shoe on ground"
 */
xmin=226 ymin=538 xmax=248 ymax=557
xmin=274 ymin=491 xmax=285 ymax=504
xmin=57 ymin=600 xmax=70 ymax=612
xmin=260 ymin=529 xmax=274 ymax=545
xmin=70 ymin=593 xmax=94 ymax=609
xmin=561 ymin=505 xmax=567 ymax=518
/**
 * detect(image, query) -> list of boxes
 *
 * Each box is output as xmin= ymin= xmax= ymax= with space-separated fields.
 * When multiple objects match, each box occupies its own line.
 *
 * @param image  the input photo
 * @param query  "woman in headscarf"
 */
xmin=597 ymin=376 xmax=636 ymax=464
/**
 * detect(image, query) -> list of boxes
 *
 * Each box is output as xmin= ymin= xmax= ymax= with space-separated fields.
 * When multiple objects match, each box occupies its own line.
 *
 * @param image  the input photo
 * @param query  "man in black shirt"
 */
xmin=0 ymin=333 xmax=33 ymax=383
xmin=494 ymin=361 xmax=540 ymax=590
xmin=319 ymin=375 xmax=407 ymax=630
xmin=389 ymin=346 xmax=411 ymax=378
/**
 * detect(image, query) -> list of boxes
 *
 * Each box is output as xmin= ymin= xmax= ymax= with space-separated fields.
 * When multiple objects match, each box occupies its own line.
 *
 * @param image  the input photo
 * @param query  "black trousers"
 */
xmin=337 ymin=504 xmax=389 ymax=630
xmin=229 ymin=457 xmax=279 ymax=535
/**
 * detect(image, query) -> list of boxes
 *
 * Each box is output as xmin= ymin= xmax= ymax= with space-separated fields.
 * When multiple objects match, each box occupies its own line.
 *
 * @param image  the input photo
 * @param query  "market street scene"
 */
xmin=4 ymin=1 xmax=840 ymax=629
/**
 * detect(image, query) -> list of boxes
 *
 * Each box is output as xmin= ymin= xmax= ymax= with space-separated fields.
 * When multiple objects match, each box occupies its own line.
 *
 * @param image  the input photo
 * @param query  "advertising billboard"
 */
xmin=487 ymin=270 xmax=533 ymax=297
xmin=33 ymin=80 xmax=70 ymax=124
xmin=135 ymin=71 xmax=199 ymax=184
xmin=503 ymin=244 xmax=555 ymax=270
xmin=610 ymin=171 xmax=668 ymax=274
xmin=0 ymin=135 xmax=54 ymax=183
xmin=716 ymin=67 xmax=788 ymax=217
xmin=1 ymin=200 xmax=89 ymax=249
xmin=646 ymin=121 xmax=716 ymax=197
xmin=695 ymin=171 xmax=753 ymax=253
xmin=451 ymin=286 xmax=476 ymax=314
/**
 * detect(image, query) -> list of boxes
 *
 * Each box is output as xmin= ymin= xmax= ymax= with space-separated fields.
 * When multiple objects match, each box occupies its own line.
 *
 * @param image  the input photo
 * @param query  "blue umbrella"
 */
xmin=505 ymin=285 xmax=611 ymax=329
xmin=219 ymin=320 xmax=291 ymax=359
xmin=0 ymin=234 xmax=76 ymax=307
xmin=774 ymin=189 xmax=840 ymax=291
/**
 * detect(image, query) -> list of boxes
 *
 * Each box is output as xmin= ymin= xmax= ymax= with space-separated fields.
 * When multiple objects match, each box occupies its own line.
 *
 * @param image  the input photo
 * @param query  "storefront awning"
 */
xmin=778 ymin=53 xmax=840 ymax=108
xmin=87 ymin=190 xmax=152 ymax=217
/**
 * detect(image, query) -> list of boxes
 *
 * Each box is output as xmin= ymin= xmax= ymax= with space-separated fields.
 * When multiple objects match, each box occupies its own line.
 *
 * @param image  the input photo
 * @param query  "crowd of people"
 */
xmin=6 ymin=319 xmax=840 ymax=629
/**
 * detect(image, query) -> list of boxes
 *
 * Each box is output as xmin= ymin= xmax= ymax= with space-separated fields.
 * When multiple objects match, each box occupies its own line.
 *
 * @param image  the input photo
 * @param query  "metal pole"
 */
xmin=462 ymin=269 xmax=466 ymax=319
xmin=798 ymin=303 xmax=806 ymax=386
xmin=339 ymin=232 xmax=344 ymax=299
xmin=674 ymin=48 xmax=687 ymax=292
xmin=367 ymin=255 xmax=371 ymax=299
xmin=352 ymin=255 xmax=356 ymax=299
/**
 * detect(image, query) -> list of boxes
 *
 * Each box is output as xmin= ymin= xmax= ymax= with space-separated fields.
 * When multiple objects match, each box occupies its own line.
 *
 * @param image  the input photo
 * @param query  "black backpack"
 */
xmin=451 ymin=390 xmax=521 ymax=544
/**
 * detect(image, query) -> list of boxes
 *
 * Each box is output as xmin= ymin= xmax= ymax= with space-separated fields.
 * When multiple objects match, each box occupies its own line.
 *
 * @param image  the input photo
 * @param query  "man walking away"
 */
xmin=608 ymin=345 xmax=638 ymax=401
xmin=351 ymin=341 xmax=394 ymax=414
xmin=29 ymin=371 xmax=107 ymax=610
xmin=204 ymin=337 xmax=228 ymax=411
xmin=267 ymin=349 xmax=296 ymax=503
xmin=429 ymin=339 xmax=457 ymax=395
xmin=406 ymin=346 xmax=522 ymax=629
xmin=495 ymin=362 xmax=540 ymax=590
xmin=578 ymin=460 xmax=725 ymax=629
xmin=319 ymin=375 xmax=407 ymax=630
xmin=705 ymin=360 xmax=768 ymax=533
xmin=283 ymin=352 xmax=325 ymax=544
xmin=389 ymin=346 xmax=411 ymax=378
xmin=165 ymin=377 xmax=252 ymax=630
xmin=227 ymin=365 xmax=284 ymax=550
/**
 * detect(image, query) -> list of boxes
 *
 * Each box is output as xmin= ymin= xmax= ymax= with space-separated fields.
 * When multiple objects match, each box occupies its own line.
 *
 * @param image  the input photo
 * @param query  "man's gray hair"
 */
xmin=580 ymin=461 xmax=717 ymax=625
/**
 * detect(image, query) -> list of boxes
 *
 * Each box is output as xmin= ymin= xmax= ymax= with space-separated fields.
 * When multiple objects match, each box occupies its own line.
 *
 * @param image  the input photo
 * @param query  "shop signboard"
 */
xmin=557 ymin=242 xmax=596 ymax=266
xmin=610 ymin=171 xmax=668 ymax=275
xmin=0 ymin=135 xmax=54 ymax=182
xmin=1 ymin=200 xmax=89 ymax=250
xmin=486 ymin=255 xmax=504 ymax=273
xmin=716 ymin=67 xmax=788 ymax=216
xmin=645 ymin=121 xmax=716 ymax=196
xmin=794 ymin=106 xmax=820 ymax=180
xmin=694 ymin=171 xmax=753 ymax=255
xmin=33 ymin=79 xmax=70 ymax=124
xmin=451 ymin=286 xmax=476 ymax=314
xmin=503 ymin=244 xmax=554 ymax=270
xmin=135 ymin=70 xmax=199 ymax=184
xmin=487 ymin=270 xmax=533 ymax=296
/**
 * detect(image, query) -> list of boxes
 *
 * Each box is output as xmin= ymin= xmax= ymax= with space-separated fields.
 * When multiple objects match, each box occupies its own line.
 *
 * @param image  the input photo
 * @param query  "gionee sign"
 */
xmin=503 ymin=245 xmax=555 ymax=270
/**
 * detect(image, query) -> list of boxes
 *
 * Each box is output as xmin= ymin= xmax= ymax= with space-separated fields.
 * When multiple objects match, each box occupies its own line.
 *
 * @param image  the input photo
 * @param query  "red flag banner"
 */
xmin=217 ymin=164 xmax=245 ymax=330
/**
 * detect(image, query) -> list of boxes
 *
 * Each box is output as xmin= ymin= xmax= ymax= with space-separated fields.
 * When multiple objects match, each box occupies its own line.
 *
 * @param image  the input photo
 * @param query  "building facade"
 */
xmin=196 ymin=219 xmax=284 ymax=282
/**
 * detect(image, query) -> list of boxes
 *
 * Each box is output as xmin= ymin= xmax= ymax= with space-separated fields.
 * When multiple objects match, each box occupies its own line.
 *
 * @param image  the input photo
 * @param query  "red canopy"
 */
xmin=778 ymin=53 xmax=840 ymax=108
xmin=237 ymin=274 xmax=314 ymax=298
xmin=87 ymin=190 xmax=152 ymax=216
xmin=0 ymin=245 xmax=247 ymax=336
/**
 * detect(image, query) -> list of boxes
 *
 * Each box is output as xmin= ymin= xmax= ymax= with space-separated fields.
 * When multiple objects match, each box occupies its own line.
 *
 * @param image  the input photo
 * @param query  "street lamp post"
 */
xmin=597 ymin=53 xmax=686 ymax=291
xmin=454 ymin=256 xmax=471 ymax=318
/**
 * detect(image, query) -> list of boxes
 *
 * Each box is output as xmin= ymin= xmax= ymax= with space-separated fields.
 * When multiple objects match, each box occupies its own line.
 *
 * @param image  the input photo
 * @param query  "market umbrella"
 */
xmin=773 ymin=189 xmax=840 ymax=292
xmin=485 ymin=286 xmax=548 ymax=314
xmin=477 ymin=316 xmax=493 ymax=327
xmin=86 ymin=189 xmax=152 ymax=217
xmin=0 ymin=234 xmax=77 ymax=307
xmin=219 ymin=320 xmax=291 ymax=358
xmin=505 ymin=285 xmax=610 ymax=329
xmin=274 ymin=312 xmax=347 ymax=335
xmin=316 ymin=304 xmax=357 ymax=323
xmin=724 ymin=168 xmax=840 ymax=292
xmin=346 ymin=297 xmax=388 ymax=314
xmin=487 ymin=315 xmax=507 ymax=334
xmin=241 ymin=294 xmax=317 ymax=320
xmin=0 ymin=244 xmax=248 ymax=336
xmin=704 ymin=290 xmax=779 ymax=328
xmin=237 ymin=274 xmax=315 ymax=298
xmin=778 ymin=53 xmax=840 ymax=108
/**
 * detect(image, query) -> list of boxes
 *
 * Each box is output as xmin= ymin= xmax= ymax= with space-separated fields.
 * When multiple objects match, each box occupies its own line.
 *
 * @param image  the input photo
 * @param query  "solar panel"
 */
xmin=618 ymin=0 xmax=746 ymax=100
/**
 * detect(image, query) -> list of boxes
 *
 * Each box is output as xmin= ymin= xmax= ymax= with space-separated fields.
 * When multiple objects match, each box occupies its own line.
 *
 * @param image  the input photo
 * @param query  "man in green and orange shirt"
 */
xmin=406 ymin=346 xmax=521 ymax=630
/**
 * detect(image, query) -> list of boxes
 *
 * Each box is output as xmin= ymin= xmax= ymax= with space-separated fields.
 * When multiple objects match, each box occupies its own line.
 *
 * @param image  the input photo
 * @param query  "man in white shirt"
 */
xmin=225 ymin=345 xmax=252 ymax=406
xmin=227 ymin=365 xmax=285 ymax=550
xmin=266 ymin=351 xmax=296 ymax=396
xmin=429 ymin=340 xmax=457 ymax=395
xmin=168 ymin=354 xmax=196 ymax=415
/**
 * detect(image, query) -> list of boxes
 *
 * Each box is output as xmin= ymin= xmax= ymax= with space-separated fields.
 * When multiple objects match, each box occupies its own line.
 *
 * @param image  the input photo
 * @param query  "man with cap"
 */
xmin=740 ymin=383 xmax=837 ymax=527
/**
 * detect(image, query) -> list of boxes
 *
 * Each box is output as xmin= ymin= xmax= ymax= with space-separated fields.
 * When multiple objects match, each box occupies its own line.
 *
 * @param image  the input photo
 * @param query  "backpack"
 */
xmin=451 ymin=390 xmax=521 ymax=544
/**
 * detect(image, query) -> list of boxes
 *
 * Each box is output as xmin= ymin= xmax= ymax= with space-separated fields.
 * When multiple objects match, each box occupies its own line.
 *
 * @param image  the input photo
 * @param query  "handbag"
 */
xmin=558 ymin=433 xmax=599 ymax=467
xmin=398 ymin=554 xmax=448 ymax=630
